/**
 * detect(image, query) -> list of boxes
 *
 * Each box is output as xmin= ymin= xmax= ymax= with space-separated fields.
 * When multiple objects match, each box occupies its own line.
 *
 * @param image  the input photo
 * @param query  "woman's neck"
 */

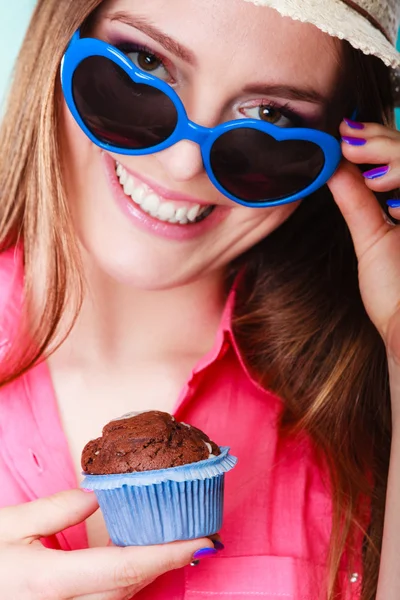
xmin=53 ymin=259 xmax=228 ymax=370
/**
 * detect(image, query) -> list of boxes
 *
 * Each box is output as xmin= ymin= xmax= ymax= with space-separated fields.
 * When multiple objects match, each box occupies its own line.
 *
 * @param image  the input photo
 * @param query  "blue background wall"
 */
xmin=0 ymin=2 xmax=36 ymax=109
xmin=0 ymin=2 xmax=399 ymax=126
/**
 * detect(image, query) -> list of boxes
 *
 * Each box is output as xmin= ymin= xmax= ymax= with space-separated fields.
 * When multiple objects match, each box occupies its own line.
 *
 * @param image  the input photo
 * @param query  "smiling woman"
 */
xmin=0 ymin=2 xmax=399 ymax=600
xmin=58 ymin=0 xmax=350 ymax=292
xmin=61 ymin=28 xmax=342 ymax=212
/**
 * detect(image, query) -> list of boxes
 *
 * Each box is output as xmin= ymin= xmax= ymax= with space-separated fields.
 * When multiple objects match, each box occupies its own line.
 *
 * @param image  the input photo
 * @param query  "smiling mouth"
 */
xmin=115 ymin=161 xmax=216 ymax=225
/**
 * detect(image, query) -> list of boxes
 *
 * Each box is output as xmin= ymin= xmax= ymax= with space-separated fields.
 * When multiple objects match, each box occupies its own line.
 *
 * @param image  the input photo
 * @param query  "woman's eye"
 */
xmin=126 ymin=50 xmax=171 ymax=82
xmin=243 ymin=104 xmax=294 ymax=128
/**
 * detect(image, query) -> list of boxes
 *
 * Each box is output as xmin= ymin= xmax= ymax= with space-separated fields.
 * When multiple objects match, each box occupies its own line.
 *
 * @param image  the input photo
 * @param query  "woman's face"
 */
xmin=61 ymin=0 xmax=343 ymax=289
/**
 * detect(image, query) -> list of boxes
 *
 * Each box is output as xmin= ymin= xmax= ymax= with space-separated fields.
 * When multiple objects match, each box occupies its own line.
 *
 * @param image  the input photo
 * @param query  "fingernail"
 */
xmin=192 ymin=547 xmax=218 ymax=560
xmin=82 ymin=488 xmax=95 ymax=493
xmin=341 ymin=136 xmax=367 ymax=146
xmin=213 ymin=540 xmax=225 ymax=551
xmin=343 ymin=118 xmax=365 ymax=130
xmin=387 ymin=199 xmax=400 ymax=208
xmin=362 ymin=165 xmax=390 ymax=179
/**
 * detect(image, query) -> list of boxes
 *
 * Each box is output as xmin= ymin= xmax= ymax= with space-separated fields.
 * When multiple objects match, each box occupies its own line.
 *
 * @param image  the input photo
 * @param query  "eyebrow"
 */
xmin=107 ymin=12 xmax=197 ymax=66
xmin=107 ymin=12 xmax=327 ymax=107
xmin=243 ymin=83 xmax=328 ymax=105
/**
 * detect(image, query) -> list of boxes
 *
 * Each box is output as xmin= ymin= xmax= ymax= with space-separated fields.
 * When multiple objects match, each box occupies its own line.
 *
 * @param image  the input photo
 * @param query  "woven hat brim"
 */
xmin=243 ymin=0 xmax=400 ymax=69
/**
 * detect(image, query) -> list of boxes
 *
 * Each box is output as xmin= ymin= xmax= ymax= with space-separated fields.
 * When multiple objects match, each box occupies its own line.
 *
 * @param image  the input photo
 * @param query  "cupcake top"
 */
xmin=81 ymin=410 xmax=221 ymax=475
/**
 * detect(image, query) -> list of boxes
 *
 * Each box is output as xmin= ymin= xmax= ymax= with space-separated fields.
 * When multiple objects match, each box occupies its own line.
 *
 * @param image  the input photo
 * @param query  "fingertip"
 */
xmin=342 ymin=118 xmax=365 ymax=131
xmin=167 ymin=537 xmax=215 ymax=566
xmin=72 ymin=488 xmax=99 ymax=513
xmin=362 ymin=177 xmax=396 ymax=196
xmin=207 ymin=533 xmax=224 ymax=550
xmin=171 ymin=537 xmax=215 ymax=553
xmin=78 ymin=488 xmax=99 ymax=502
xmin=387 ymin=207 xmax=400 ymax=222
xmin=386 ymin=198 xmax=400 ymax=222
xmin=387 ymin=199 xmax=400 ymax=209
xmin=192 ymin=547 xmax=218 ymax=560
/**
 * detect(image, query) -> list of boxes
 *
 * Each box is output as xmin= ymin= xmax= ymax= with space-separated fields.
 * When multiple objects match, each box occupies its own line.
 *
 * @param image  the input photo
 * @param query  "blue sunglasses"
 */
xmin=61 ymin=29 xmax=345 ymax=208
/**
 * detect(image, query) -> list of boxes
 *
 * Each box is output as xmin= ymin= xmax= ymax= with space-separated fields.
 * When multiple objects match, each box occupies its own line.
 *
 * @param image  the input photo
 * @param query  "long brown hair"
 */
xmin=0 ymin=2 xmax=397 ymax=599
xmin=233 ymin=45 xmax=396 ymax=600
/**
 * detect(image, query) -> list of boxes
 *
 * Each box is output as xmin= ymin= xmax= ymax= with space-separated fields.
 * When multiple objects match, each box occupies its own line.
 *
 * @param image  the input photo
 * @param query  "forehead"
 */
xmin=97 ymin=0 xmax=342 ymax=84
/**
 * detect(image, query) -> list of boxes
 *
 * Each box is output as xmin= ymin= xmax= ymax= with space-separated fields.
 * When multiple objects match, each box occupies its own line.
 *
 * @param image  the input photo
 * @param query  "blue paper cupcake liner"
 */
xmin=81 ymin=446 xmax=237 ymax=546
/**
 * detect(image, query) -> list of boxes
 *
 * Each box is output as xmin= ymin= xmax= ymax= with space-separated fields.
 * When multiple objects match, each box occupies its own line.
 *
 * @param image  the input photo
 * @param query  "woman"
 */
xmin=0 ymin=0 xmax=399 ymax=598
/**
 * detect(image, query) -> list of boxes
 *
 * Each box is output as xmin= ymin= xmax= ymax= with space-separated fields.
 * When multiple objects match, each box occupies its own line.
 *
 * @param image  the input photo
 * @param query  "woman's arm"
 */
xmin=377 ymin=327 xmax=400 ymax=599
xmin=327 ymin=118 xmax=400 ymax=597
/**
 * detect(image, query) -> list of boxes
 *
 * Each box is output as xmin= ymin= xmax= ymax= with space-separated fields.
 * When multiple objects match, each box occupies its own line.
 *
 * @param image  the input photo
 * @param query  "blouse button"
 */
xmin=349 ymin=573 xmax=359 ymax=583
xmin=29 ymin=449 xmax=44 ymax=473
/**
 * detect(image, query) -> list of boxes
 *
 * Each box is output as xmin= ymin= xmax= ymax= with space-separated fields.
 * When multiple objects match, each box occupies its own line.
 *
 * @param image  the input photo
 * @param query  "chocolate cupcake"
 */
xmin=82 ymin=411 xmax=221 ymax=474
xmin=81 ymin=410 xmax=237 ymax=546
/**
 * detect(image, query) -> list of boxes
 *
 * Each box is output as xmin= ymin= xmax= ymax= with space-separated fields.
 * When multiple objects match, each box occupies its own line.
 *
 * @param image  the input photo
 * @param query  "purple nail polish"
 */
xmin=363 ymin=165 xmax=390 ymax=179
xmin=213 ymin=540 xmax=225 ymax=551
xmin=341 ymin=136 xmax=367 ymax=146
xmin=192 ymin=547 xmax=218 ymax=560
xmin=82 ymin=488 xmax=95 ymax=493
xmin=387 ymin=199 xmax=400 ymax=208
xmin=343 ymin=118 xmax=365 ymax=130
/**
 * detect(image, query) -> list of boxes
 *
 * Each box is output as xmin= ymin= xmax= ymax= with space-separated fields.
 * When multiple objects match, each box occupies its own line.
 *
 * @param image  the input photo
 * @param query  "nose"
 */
xmin=155 ymin=139 xmax=205 ymax=182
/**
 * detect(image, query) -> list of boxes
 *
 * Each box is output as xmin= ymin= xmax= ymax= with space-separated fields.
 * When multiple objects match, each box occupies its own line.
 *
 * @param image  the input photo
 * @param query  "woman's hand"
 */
xmin=0 ymin=489 xmax=214 ymax=600
xmin=327 ymin=120 xmax=400 ymax=600
xmin=327 ymin=119 xmax=400 ymax=360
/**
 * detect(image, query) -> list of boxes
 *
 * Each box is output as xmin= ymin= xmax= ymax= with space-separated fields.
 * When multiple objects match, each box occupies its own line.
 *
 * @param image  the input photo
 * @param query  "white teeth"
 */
xmin=187 ymin=204 xmax=201 ymax=222
xmin=120 ymin=169 xmax=128 ymax=186
xmin=198 ymin=205 xmax=211 ymax=216
xmin=124 ymin=176 xmax=134 ymax=196
xmin=115 ymin=162 xmax=213 ymax=225
xmin=175 ymin=207 xmax=188 ymax=222
xmin=142 ymin=194 xmax=160 ymax=216
xmin=157 ymin=202 xmax=176 ymax=221
xmin=132 ymin=186 xmax=146 ymax=206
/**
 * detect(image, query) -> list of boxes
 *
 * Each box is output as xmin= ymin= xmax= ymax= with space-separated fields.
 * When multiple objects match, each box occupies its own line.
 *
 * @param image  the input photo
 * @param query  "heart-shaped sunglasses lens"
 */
xmin=72 ymin=56 xmax=178 ymax=149
xmin=210 ymin=128 xmax=325 ymax=203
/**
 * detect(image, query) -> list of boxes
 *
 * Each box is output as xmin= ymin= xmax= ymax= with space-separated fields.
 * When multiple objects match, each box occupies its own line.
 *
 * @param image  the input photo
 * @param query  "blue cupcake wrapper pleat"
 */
xmin=96 ymin=474 xmax=225 ymax=545
xmin=81 ymin=446 xmax=237 ymax=489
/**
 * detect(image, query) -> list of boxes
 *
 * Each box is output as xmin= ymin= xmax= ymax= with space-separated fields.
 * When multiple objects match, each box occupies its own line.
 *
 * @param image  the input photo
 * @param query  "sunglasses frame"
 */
xmin=61 ymin=29 xmax=343 ymax=208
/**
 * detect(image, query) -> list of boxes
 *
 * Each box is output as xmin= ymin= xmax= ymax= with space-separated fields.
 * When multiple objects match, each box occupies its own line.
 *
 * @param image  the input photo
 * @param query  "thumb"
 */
xmin=327 ymin=158 xmax=390 ymax=261
xmin=0 ymin=489 xmax=99 ymax=543
xmin=52 ymin=538 xmax=217 ymax=598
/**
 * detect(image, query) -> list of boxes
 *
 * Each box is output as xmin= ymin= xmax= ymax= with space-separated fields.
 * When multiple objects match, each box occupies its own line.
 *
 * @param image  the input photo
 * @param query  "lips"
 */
xmin=115 ymin=161 xmax=215 ymax=225
xmin=102 ymin=152 xmax=230 ymax=241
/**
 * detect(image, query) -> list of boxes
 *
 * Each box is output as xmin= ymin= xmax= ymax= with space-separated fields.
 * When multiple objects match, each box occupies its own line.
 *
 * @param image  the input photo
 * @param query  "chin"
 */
xmin=79 ymin=238 xmax=200 ymax=291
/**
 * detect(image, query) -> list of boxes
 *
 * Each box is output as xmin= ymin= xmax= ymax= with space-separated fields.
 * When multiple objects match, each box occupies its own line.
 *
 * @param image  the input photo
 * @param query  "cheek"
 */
xmin=211 ymin=201 xmax=300 ymax=269
xmin=59 ymin=102 xmax=111 ymax=247
xmin=60 ymin=101 xmax=110 ymax=231
xmin=61 ymin=101 xmax=94 ymax=183
xmin=233 ymin=202 xmax=300 ymax=244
